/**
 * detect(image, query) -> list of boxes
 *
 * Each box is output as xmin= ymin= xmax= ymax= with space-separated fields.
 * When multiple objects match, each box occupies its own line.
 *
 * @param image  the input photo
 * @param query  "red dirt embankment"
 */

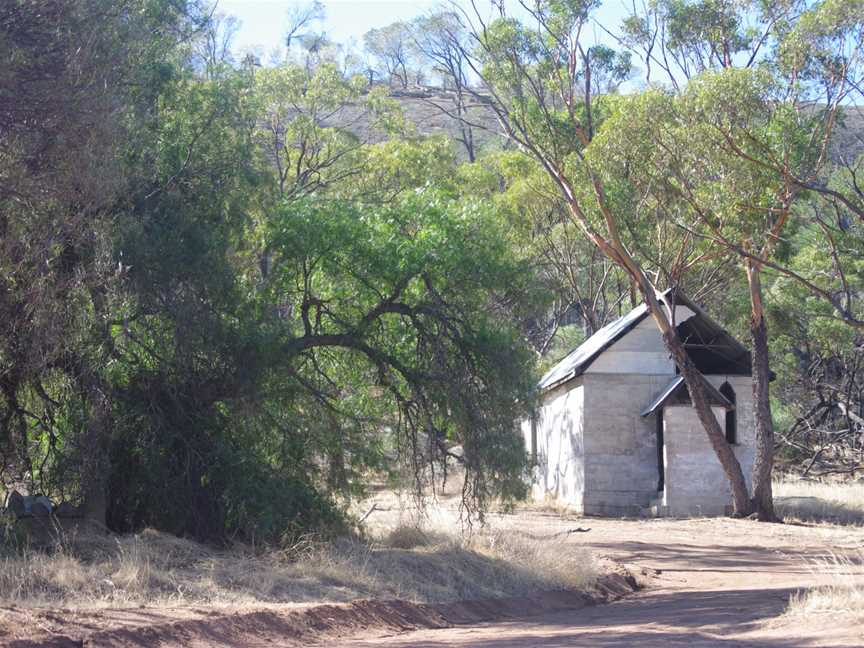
xmin=1 ymin=571 xmax=637 ymax=648
xmin=341 ymin=516 xmax=864 ymax=648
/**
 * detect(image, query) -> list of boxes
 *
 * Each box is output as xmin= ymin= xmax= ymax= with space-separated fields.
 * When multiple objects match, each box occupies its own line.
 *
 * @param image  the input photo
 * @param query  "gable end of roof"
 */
xmin=538 ymin=289 xmax=755 ymax=394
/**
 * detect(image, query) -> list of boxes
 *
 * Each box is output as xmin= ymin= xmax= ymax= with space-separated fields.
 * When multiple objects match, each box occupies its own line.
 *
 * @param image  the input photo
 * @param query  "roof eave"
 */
xmin=640 ymin=373 xmax=735 ymax=417
xmin=537 ymin=306 xmax=651 ymax=394
xmin=540 ymin=370 xmax=577 ymax=393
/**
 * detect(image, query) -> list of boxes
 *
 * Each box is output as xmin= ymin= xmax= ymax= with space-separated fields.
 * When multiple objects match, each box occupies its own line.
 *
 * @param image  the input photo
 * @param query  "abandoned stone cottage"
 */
xmin=522 ymin=291 xmax=755 ymax=517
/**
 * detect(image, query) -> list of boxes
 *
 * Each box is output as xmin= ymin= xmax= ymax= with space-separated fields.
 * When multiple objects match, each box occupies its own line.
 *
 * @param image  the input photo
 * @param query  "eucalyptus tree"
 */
xmin=588 ymin=75 xmax=818 ymax=519
xmin=363 ymin=22 xmax=415 ymax=89
xmin=443 ymin=0 xmax=754 ymax=514
xmin=616 ymin=0 xmax=863 ymax=518
xmin=619 ymin=1 xmax=800 ymax=520
xmin=436 ymin=0 xmax=864 ymax=518
xmin=455 ymin=149 xmax=637 ymax=354
xmin=412 ymin=11 xmax=479 ymax=160
xmin=252 ymin=58 xmax=426 ymax=195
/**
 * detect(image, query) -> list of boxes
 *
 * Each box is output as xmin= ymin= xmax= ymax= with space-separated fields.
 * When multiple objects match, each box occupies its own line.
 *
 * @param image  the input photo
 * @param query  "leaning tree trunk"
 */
xmin=746 ymin=260 xmax=778 ymax=521
xmin=558 ymin=177 xmax=753 ymax=516
xmin=636 ymin=279 xmax=753 ymax=516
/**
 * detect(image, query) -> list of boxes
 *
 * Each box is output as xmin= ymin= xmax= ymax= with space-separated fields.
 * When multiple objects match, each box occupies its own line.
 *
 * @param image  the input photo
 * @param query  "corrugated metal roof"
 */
xmin=537 ymin=302 xmax=650 ymax=391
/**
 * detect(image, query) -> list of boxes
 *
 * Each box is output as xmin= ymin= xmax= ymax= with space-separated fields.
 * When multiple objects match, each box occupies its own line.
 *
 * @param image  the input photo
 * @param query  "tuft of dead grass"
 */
xmin=382 ymin=525 xmax=439 ymax=549
xmin=773 ymin=478 xmax=864 ymax=526
xmin=0 ymin=518 xmax=597 ymax=609
xmin=373 ymin=523 xmax=597 ymax=601
xmin=786 ymin=551 xmax=864 ymax=623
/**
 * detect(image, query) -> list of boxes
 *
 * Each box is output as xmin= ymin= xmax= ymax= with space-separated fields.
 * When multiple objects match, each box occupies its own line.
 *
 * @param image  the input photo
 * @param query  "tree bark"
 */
xmin=746 ymin=260 xmax=778 ymax=521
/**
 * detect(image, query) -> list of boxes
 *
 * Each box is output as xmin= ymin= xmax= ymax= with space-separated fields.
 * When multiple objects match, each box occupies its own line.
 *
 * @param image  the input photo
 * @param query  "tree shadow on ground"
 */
xmin=583 ymin=539 xmax=862 ymax=575
xmin=351 ymin=586 xmax=841 ymax=647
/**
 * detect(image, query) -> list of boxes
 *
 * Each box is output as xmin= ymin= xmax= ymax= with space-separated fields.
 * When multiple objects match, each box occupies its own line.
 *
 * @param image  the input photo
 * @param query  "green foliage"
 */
xmin=260 ymin=193 xmax=536 ymax=511
xmin=3 ymin=0 xmax=862 ymax=542
xmin=0 ymin=1 xmax=541 ymax=543
xmin=662 ymin=0 xmax=751 ymax=58
xmin=779 ymin=0 xmax=864 ymax=83
xmin=539 ymin=325 xmax=587 ymax=373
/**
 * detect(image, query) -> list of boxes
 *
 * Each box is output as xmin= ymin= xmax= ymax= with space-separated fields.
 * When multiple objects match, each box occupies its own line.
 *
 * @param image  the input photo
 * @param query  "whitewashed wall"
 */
xmin=581 ymin=373 xmax=677 ymax=515
xmin=584 ymin=307 xmax=694 ymax=376
xmin=523 ymin=380 xmax=585 ymax=509
xmin=661 ymin=374 xmax=755 ymax=516
xmin=578 ymin=314 xmax=679 ymax=514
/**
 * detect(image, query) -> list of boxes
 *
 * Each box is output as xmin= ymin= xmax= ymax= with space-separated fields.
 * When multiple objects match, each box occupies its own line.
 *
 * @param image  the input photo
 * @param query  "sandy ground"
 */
xmin=2 ymin=507 xmax=861 ymax=647
xmin=340 ymin=513 xmax=864 ymax=648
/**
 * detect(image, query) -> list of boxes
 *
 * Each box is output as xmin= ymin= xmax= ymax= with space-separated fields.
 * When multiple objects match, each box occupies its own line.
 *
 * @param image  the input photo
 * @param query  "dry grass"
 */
xmin=0 ymin=510 xmax=597 ymax=609
xmin=779 ymin=480 xmax=864 ymax=622
xmin=786 ymin=551 xmax=864 ymax=623
xmin=773 ymin=478 xmax=864 ymax=525
xmin=513 ymin=494 xmax=581 ymax=518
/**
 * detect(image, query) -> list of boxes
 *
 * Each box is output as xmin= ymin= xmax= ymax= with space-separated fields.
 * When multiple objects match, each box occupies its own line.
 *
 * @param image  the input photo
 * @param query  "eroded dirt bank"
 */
xmin=0 ymin=570 xmax=635 ymax=648
xmin=341 ymin=516 xmax=864 ymax=648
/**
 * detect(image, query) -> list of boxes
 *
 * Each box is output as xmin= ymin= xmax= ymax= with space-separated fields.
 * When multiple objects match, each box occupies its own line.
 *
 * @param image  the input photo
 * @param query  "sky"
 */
xmin=217 ymin=1 xmax=630 ymax=61
xmin=219 ymin=1 xmax=440 ymax=58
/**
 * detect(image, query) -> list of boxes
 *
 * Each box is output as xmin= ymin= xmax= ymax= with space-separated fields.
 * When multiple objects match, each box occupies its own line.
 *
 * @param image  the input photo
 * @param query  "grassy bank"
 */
xmin=0 ymin=519 xmax=597 ymax=609
xmin=773 ymin=478 xmax=864 ymax=525
xmin=786 ymin=550 xmax=864 ymax=623
xmin=777 ymin=479 xmax=864 ymax=623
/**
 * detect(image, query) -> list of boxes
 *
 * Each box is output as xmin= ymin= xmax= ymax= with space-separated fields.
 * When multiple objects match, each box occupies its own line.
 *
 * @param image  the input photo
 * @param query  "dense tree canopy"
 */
xmin=1 ymin=0 xmax=862 ymax=541
xmin=0 ymin=0 xmax=536 ymax=542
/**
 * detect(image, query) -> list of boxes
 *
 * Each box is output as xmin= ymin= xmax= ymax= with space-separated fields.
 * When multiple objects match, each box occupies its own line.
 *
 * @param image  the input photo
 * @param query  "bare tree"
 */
xmin=411 ymin=11 xmax=478 ymax=160
xmin=364 ymin=22 xmax=414 ymax=89
xmin=194 ymin=11 xmax=241 ymax=78
xmin=285 ymin=0 xmax=325 ymax=50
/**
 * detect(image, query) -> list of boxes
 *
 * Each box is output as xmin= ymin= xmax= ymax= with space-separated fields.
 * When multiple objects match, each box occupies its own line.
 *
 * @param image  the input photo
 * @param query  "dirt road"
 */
xmin=340 ymin=516 xmax=864 ymax=647
xmin=2 ymin=515 xmax=860 ymax=647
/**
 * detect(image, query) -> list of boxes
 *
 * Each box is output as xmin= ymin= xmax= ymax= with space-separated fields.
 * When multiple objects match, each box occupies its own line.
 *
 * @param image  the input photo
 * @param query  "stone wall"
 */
xmin=581 ymin=373 xmax=673 ymax=515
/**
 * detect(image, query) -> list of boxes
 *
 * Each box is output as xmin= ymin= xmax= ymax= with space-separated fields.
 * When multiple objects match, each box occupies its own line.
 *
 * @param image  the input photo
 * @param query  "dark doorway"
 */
xmin=656 ymin=410 xmax=665 ymax=492
xmin=719 ymin=382 xmax=737 ymax=444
